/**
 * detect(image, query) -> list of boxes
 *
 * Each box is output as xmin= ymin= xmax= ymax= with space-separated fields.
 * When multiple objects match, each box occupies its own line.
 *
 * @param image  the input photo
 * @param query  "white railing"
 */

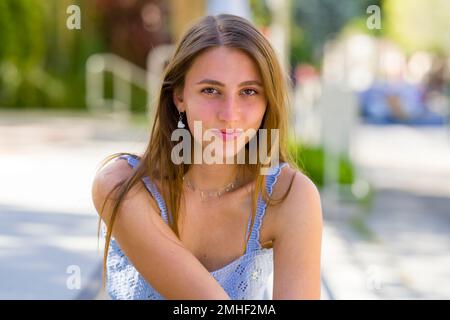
xmin=86 ymin=53 xmax=148 ymax=120
xmin=86 ymin=45 xmax=175 ymax=121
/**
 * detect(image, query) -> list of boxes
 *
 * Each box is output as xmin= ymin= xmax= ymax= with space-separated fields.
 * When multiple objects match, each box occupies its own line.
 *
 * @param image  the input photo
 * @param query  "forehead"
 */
xmin=185 ymin=46 xmax=262 ymax=83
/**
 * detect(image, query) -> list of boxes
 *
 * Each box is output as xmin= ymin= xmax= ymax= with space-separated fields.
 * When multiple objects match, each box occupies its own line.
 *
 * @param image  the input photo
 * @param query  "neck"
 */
xmin=184 ymin=163 xmax=242 ymax=191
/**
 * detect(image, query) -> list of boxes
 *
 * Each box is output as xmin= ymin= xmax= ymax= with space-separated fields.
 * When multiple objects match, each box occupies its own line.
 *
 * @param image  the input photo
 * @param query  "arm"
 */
xmin=91 ymin=159 xmax=231 ymax=300
xmin=272 ymin=170 xmax=323 ymax=299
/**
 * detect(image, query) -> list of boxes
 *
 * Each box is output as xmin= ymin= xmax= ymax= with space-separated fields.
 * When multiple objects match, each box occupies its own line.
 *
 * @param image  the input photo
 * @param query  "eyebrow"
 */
xmin=195 ymin=79 xmax=263 ymax=87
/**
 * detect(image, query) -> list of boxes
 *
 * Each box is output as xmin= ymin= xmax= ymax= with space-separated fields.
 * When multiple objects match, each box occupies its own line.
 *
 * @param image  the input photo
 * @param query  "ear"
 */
xmin=173 ymin=88 xmax=185 ymax=112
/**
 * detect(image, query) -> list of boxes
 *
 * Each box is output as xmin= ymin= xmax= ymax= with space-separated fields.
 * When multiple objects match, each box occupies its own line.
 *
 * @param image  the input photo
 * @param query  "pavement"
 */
xmin=1 ymin=111 xmax=449 ymax=299
xmin=321 ymin=123 xmax=450 ymax=299
xmin=0 ymin=111 xmax=147 ymax=299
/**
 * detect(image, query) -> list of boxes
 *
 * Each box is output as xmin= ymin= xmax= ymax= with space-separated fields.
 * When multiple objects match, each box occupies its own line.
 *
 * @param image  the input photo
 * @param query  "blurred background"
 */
xmin=0 ymin=0 xmax=449 ymax=299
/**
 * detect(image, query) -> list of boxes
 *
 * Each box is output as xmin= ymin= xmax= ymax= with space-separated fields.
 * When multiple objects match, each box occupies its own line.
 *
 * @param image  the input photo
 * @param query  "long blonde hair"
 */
xmin=96 ymin=14 xmax=298 ymax=285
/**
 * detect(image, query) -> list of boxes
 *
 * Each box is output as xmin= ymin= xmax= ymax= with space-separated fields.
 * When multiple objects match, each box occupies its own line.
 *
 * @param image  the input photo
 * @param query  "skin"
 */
xmin=173 ymin=46 xmax=267 ymax=190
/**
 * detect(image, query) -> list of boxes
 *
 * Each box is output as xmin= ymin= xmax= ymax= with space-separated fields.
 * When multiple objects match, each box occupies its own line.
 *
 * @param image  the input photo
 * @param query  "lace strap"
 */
xmin=116 ymin=155 xmax=171 ymax=225
xmin=245 ymin=162 xmax=289 ymax=253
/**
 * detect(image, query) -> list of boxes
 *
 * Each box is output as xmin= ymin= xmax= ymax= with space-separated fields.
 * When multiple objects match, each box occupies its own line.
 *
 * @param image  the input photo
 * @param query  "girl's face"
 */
xmin=173 ymin=46 xmax=267 ymax=161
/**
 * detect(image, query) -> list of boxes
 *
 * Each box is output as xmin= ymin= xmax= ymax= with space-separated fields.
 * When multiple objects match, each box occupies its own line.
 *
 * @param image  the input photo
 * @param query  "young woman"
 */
xmin=92 ymin=14 xmax=322 ymax=300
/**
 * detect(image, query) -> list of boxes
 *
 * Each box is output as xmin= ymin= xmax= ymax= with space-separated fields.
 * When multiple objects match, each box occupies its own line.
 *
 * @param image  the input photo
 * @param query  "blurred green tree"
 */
xmin=290 ymin=0 xmax=382 ymax=67
xmin=0 ymin=0 xmax=170 ymax=111
xmin=0 ymin=0 xmax=104 ymax=109
xmin=0 ymin=0 xmax=47 ymax=107
xmin=384 ymin=0 xmax=450 ymax=55
xmin=288 ymin=140 xmax=354 ymax=188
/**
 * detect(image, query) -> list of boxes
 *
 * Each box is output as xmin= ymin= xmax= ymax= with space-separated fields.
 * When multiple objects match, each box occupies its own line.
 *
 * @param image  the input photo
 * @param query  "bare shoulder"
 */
xmin=270 ymin=164 xmax=323 ymax=299
xmin=92 ymin=157 xmax=133 ymax=195
xmin=91 ymin=157 xmax=141 ymax=222
xmin=95 ymin=157 xmax=133 ymax=182
xmin=271 ymin=164 xmax=323 ymax=238
xmin=271 ymin=164 xmax=321 ymax=207
xmin=91 ymin=156 xmax=232 ymax=299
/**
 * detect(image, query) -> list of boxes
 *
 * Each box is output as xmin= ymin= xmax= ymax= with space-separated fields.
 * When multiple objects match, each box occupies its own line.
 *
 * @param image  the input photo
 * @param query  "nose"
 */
xmin=218 ymin=95 xmax=240 ymax=122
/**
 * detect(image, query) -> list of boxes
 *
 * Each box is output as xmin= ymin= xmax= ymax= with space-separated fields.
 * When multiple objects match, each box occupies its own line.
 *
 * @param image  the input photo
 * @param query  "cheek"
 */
xmin=188 ymin=95 xmax=220 ymax=116
xmin=245 ymin=100 xmax=267 ymax=125
xmin=184 ymin=101 xmax=216 ymax=141
xmin=186 ymin=104 xmax=217 ymax=127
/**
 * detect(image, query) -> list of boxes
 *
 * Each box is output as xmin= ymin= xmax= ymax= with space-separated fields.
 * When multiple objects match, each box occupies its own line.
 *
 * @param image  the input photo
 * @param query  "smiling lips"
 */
xmin=213 ymin=128 xmax=244 ymax=141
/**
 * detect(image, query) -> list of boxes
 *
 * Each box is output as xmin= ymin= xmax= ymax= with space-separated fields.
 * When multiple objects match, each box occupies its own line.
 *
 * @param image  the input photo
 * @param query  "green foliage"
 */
xmin=0 ymin=0 xmax=105 ymax=109
xmin=0 ymin=0 xmax=45 ymax=67
xmin=288 ymin=140 xmax=355 ymax=187
xmin=0 ymin=0 xmax=49 ymax=107
xmin=384 ymin=0 xmax=450 ymax=54
xmin=249 ymin=0 xmax=272 ymax=27
xmin=290 ymin=24 xmax=314 ymax=67
xmin=290 ymin=0 xmax=382 ymax=66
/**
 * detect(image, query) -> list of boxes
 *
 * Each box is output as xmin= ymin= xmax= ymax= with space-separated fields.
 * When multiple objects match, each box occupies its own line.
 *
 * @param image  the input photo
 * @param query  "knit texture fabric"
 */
xmin=103 ymin=154 xmax=288 ymax=300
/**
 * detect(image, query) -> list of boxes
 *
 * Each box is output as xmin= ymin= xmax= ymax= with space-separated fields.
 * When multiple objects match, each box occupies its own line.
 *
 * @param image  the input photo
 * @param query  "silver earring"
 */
xmin=177 ymin=111 xmax=185 ymax=129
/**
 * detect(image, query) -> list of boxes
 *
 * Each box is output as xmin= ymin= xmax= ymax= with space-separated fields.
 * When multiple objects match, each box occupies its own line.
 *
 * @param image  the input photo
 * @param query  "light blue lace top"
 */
xmin=105 ymin=154 xmax=288 ymax=300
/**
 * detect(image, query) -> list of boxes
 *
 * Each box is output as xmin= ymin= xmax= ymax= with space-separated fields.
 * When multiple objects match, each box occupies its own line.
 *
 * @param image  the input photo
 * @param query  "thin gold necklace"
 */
xmin=182 ymin=174 xmax=241 ymax=202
